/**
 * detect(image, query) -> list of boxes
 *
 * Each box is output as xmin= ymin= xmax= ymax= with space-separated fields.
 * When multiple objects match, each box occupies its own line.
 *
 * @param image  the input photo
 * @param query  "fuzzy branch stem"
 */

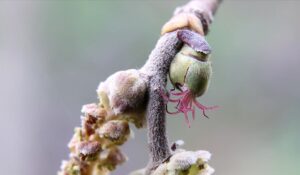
xmin=140 ymin=0 xmax=222 ymax=173
xmin=140 ymin=32 xmax=182 ymax=171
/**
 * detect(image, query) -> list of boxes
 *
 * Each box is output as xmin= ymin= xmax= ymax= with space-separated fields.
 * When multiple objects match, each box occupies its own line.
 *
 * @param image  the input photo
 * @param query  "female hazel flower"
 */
xmin=162 ymin=30 xmax=218 ymax=127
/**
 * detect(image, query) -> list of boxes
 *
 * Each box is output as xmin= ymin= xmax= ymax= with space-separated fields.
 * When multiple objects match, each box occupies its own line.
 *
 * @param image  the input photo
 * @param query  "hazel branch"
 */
xmin=140 ymin=0 xmax=222 ymax=173
xmin=140 ymin=32 xmax=182 ymax=172
xmin=58 ymin=1 xmax=222 ymax=175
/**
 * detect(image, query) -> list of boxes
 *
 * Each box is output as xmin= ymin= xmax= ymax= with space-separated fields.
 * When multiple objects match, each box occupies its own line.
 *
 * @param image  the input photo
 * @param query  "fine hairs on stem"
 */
xmin=141 ymin=0 xmax=222 ymax=173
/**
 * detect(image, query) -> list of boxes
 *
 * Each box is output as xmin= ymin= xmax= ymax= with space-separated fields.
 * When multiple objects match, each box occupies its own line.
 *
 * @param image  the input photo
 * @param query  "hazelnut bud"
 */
xmin=98 ymin=120 xmax=130 ymax=146
xmin=169 ymin=44 xmax=212 ymax=97
xmin=77 ymin=141 xmax=101 ymax=161
xmin=164 ymin=30 xmax=217 ymax=126
xmin=97 ymin=69 xmax=147 ymax=116
xmin=161 ymin=13 xmax=204 ymax=35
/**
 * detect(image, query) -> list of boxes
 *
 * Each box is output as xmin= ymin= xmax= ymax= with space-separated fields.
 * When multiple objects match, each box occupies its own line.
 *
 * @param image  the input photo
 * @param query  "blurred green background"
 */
xmin=1 ymin=1 xmax=299 ymax=175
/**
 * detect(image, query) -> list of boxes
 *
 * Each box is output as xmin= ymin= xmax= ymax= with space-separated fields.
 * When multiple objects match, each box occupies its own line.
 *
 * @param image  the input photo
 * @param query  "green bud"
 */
xmin=169 ymin=44 xmax=212 ymax=97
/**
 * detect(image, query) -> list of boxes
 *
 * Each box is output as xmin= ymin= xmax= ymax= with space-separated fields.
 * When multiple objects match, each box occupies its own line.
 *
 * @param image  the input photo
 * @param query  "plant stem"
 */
xmin=140 ymin=32 xmax=183 ymax=172
xmin=140 ymin=0 xmax=222 ymax=173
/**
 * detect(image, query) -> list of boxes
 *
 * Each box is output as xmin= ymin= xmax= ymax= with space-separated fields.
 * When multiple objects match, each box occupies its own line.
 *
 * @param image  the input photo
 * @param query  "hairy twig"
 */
xmin=140 ymin=0 xmax=222 ymax=173
xmin=140 ymin=32 xmax=182 ymax=171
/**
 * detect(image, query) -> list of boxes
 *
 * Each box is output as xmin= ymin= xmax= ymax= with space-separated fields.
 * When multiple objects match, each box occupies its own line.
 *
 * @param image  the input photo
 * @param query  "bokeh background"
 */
xmin=1 ymin=1 xmax=299 ymax=175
